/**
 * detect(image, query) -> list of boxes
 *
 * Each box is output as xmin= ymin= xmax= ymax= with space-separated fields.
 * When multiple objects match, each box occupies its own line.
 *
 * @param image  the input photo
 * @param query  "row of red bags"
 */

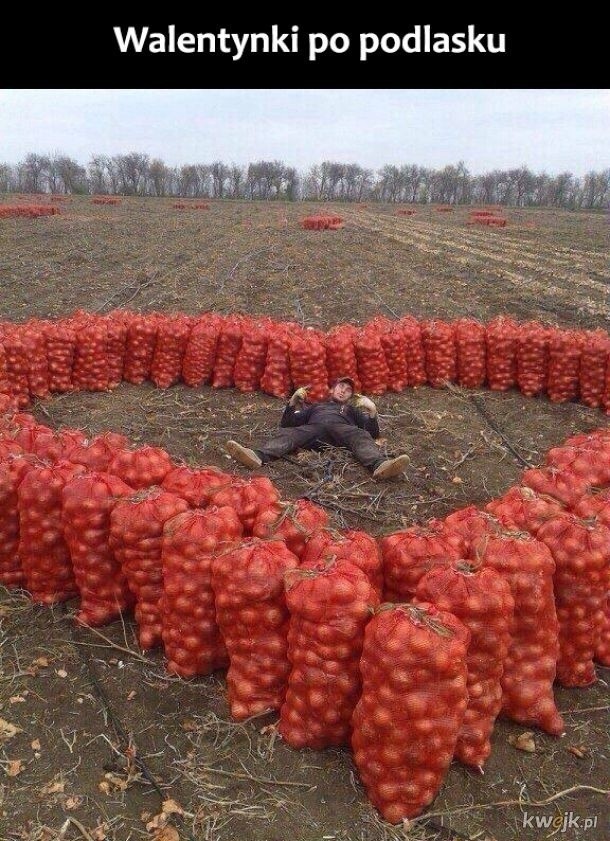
xmin=0 ymin=394 xmax=609 ymax=823
xmin=1 ymin=311 xmax=609 ymax=411
xmin=0 ymin=205 xmax=61 ymax=218
xmin=301 ymin=215 xmax=344 ymax=230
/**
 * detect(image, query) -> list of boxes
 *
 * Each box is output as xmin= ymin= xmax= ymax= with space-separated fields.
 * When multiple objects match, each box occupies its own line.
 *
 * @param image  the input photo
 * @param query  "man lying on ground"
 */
xmin=225 ymin=376 xmax=410 ymax=481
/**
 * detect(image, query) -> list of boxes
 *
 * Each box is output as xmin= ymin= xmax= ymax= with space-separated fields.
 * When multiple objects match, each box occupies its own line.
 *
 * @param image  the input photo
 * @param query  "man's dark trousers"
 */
xmin=256 ymin=423 xmax=384 ymax=471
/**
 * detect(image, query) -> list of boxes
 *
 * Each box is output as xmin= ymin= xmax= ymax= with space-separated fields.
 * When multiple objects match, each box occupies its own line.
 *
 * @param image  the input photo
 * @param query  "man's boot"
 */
xmin=225 ymin=440 xmax=263 ymax=469
xmin=372 ymin=454 xmax=410 ymax=481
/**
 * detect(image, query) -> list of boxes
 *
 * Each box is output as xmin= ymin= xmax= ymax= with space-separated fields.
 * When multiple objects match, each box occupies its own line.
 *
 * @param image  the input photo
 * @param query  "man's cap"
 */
xmin=333 ymin=376 xmax=355 ymax=390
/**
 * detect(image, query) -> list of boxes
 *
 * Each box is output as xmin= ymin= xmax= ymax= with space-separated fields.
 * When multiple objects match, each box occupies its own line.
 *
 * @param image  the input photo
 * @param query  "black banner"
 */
xmin=1 ymin=12 xmax=606 ymax=87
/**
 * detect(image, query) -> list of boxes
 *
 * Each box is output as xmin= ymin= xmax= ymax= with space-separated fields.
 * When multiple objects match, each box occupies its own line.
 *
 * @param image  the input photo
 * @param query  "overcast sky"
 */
xmin=1 ymin=89 xmax=608 ymax=174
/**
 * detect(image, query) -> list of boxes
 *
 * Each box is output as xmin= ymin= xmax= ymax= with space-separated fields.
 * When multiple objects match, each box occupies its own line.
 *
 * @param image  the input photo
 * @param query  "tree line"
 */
xmin=1 ymin=153 xmax=608 ymax=209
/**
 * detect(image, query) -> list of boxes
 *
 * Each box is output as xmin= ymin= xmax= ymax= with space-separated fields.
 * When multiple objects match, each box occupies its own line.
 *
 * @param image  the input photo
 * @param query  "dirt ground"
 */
xmin=0 ymin=198 xmax=608 ymax=841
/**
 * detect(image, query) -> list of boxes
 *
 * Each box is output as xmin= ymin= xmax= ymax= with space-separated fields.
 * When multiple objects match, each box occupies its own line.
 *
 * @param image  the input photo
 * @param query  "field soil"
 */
xmin=0 ymin=198 xmax=608 ymax=841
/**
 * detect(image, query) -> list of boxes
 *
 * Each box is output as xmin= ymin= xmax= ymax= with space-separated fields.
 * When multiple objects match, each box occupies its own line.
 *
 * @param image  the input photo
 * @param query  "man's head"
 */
xmin=330 ymin=377 xmax=354 ymax=403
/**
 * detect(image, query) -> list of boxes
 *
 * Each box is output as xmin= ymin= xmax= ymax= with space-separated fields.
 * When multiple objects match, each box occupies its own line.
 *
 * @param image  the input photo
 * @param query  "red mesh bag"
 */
xmin=150 ymin=314 xmax=192 ymax=389
xmin=400 ymin=316 xmax=427 ymax=387
xmin=234 ymin=323 xmax=269 ymax=393
xmin=324 ymin=325 xmax=361 ymax=393
xmin=604 ymin=364 xmax=610 ymax=415
xmin=211 ymin=538 xmax=299 ymax=720
xmin=288 ymin=331 xmax=329 ymax=402
xmin=44 ymin=319 xmax=76 ymax=393
xmin=379 ymin=323 xmax=409 ymax=392
xmin=572 ymin=487 xmax=610 ymax=526
xmin=211 ymin=477 xmax=280 ymax=534
xmin=537 ymin=513 xmax=609 ymax=687
xmin=432 ymin=506 xmax=499 ymax=559
xmin=10 ymin=422 xmax=54 ymax=454
xmin=161 ymin=465 xmax=230 ymax=507
xmin=161 ymin=506 xmax=243 ymax=677
xmin=67 ymin=432 xmax=129 ymax=473
xmin=0 ymin=399 xmax=20 ymax=421
xmin=421 ymin=320 xmax=456 ymax=387
xmin=104 ymin=311 xmax=130 ymax=389
xmin=0 ymin=439 xmax=25 ymax=459
xmin=9 ymin=423 xmax=84 ymax=464
xmin=18 ymin=462 xmax=85 ymax=604
xmin=0 ymin=341 xmax=11 ymax=399
xmin=108 ymin=445 xmax=174 ymax=490
xmin=595 ymin=596 xmax=610 ymax=666
xmin=476 ymin=530 xmax=564 ymax=734
xmin=380 ymin=525 xmax=460 ymax=602
xmin=0 ymin=411 xmax=36 ymax=435
xmin=211 ymin=316 xmax=244 ymax=389
xmin=0 ymin=452 xmax=37 ymax=588
xmin=522 ymin=465 xmax=590 ymax=508
xmin=547 ymin=329 xmax=583 ymax=403
xmin=579 ymin=330 xmax=610 ymax=408
xmin=123 ymin=314 xmax=159 ymax=384
xmin=516 ymin=321 xmax=551 ymax=397
xmin=252 ymin=498 xmax=329 ymax=558
xmin=109 ymin=489 xmax=189 ymax=649
xmin=485 ymin=316 xmax=518 ymax=391
xmin=0 ymin=440 xmax=23 ymax=464
xmin=486 ymin=486 xmax=564 ymax=535
xmin=545 ymin=444 xmax=610 ymax=487
xmin=564 ymin=428 xmax=610 ymax=449
xmin=260 ymin=326 xmax=292 ymax=399
xmin=182 ymin=314 xmax=221 ymax=387
xmin=2 ymin=329 xmax=31 ymax=407
xmin=48 ymin=428 xmax=88 ymax=462
xmin=352 ymin=603 xmax=469 ymax=823
xmin=71 ymin=313 xmax=109 ymax=392
xmin=279 ymin=558 xmax=379 ymax=749
xmin=415 ymin=563 xmax=514 ymax=767
xmin=353 ymin=326 xmax=390 ymax=396
xmin=22 ymin=321 xmax=50 ymax=399
xmin=301 ymin=527 xmax=383 ymax=596
xmin=61 ymin=473 xmax=134 ymax=626
xmin=455 ymin=318 xmax=486 ymax=389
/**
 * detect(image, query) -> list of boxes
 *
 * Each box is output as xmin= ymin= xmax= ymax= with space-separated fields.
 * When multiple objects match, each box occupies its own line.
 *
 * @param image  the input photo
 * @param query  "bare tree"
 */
xmin=401 ymin=165 xmax=423 ymax=203
xmin=19 ymin=153 xmax=48 ymax=193
xmin=53 ymin=155 xmax=87 ymax=194
xmin=0 ymin=163 xmax=15 ymax=192
xmin=378 ymin=165 xmax=403 ymax=202
xmin=227 ymin=164 xmax=244 ymax=198
xmin=88 ymin=155 xmax=109 ymax=194
xmin=148 ymin=158 xmax=171 ymax=196
xmin=582 ymin=168 xmax=610 ymax=208
xmin=210 ymin=162 xmax=229 ymax=198
xmin=113 ymin=153 xmax=150 ymax=195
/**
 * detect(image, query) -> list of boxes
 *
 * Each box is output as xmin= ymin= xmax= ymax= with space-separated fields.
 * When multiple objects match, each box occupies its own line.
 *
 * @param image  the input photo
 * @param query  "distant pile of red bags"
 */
xmin=1 ymin=308 xmax=610 ymax=825
xmin=1 ymin=310 xmax=608 ymax=414
xmin=0 ymin=205 xmax=60 ymax=219
xmin=468 ymin=209 xmax=508 ymax=227
xmin=173 ymin=202 xmax=210 ymax=210
xmin=301 ymin=215 xmax=344 ymax=230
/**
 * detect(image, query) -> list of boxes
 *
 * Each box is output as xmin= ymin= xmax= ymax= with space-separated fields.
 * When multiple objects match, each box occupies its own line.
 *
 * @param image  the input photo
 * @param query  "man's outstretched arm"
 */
xmin=352 ymin=406 xmax=380 ymax=438
xmin=281 ymin=389 xmax=313 ymax=427
xmin=352 ymin=396 xmax=381 ymax=438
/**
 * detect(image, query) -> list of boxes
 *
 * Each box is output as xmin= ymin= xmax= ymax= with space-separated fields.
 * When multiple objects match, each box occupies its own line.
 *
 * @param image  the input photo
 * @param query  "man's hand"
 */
xmin=354 ymin=394 xmax=377 ymax=417
xmin=289 ymin=386 xmax=309 ymax=407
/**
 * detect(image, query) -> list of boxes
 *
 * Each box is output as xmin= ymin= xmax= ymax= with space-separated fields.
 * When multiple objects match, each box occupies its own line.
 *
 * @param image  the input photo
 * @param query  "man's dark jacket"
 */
xmin=281 ymin=400 xmax=380 ymax=438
